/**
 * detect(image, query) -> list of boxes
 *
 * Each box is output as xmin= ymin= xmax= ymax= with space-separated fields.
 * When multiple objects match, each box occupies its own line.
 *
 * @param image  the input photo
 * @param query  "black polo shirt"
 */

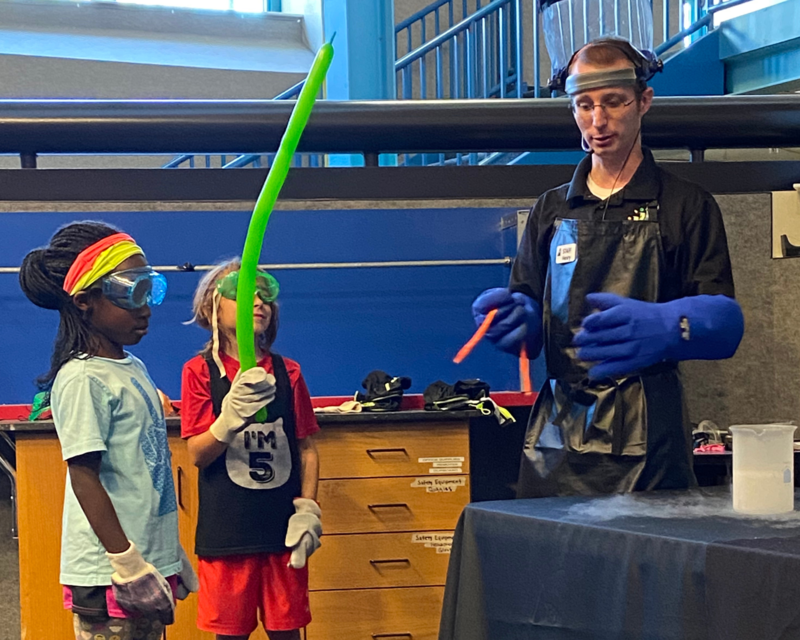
xmin=509 ymin=147 xmax=736 ymax=305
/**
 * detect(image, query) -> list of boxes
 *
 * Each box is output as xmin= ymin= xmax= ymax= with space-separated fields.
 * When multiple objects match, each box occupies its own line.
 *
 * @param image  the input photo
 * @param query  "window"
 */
xmin=54 ymin=0 xmax=280 ymax=13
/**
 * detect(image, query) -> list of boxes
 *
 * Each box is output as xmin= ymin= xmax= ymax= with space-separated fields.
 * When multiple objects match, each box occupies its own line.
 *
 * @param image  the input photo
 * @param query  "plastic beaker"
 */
xmin=730 ymin=424 xmax=796 ymax=515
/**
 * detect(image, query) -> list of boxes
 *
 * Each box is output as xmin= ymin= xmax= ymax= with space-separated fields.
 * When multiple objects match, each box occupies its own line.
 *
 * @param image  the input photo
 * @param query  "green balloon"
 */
xmin=236 ymin=39 xmax=334 ymax=422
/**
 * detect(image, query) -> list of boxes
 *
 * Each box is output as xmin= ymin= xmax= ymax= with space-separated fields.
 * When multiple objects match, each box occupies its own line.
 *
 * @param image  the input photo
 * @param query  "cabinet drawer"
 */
xmin=306 ymin=587 xmax=444 ymax=640
xmin=309 ymin=531 xmax=453 ymax=591
xmin=315 ymin=423 xmax=469 ymax=479
xmin=319 ymin=477 xmax=469 ymax=534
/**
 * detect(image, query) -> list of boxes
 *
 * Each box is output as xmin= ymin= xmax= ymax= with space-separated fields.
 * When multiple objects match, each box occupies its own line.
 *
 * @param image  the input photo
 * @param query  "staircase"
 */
xmin=169 ymin=0 xmax=796 ymax=168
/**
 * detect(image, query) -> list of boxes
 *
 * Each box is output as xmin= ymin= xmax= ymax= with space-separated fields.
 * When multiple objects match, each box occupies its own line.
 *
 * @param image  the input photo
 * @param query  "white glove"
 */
xmin=107 ymin=541 xmax=175 ymax=624
xmin=285 ymin=498 xmax=322 ymax=569
xmin=210 ymin=368 xmax=276 ymax=444
xmin=175 ymin=545 xmax=198 ymax=600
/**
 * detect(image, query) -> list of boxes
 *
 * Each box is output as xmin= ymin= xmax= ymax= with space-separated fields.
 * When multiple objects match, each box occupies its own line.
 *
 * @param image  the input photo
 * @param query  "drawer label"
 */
xmin=428 ymin=469 xmax=463 ymax=474
xmin=411 ymin=533 xmax=454 ymax=553
xmin=418 ymin=457 xmax=465 ymax=463
xmin=411 ymin=533 xmax=454 ymax=544
xmin=431 ymin=462 xmax=462 ymax=468
xmin=411 ymin=476 xmax=466 ymax=492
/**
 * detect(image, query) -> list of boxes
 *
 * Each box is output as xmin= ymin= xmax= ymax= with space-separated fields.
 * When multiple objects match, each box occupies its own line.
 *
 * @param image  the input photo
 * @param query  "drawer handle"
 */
xmin=368 ymin=503 xmax=410 ymax=510
xmin=369 ymin=558 xmax=411 ymax=566
xmin=371 ymin=634 xmax=412 ymax=639
xmin=366 ymin=448 xmax=409 ymax=457
xmin=177 ymin=466 xmax=185 ymax=510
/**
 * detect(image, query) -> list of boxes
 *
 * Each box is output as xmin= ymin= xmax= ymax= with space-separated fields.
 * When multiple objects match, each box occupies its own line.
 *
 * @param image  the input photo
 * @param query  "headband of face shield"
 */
xmin=215 ymin=270 xmax=280 ymax=304
xmin=549 ymin=38 xmax=662 ymax=95
xmin=100 ymin=267 xmax=167 ymax=310
xmin=210 ymin=269 xmax=279 ymax=380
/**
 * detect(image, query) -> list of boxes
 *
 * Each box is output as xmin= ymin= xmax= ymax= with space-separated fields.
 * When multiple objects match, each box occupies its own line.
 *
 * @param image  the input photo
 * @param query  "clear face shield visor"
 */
xmin=539 ymin=0 xmax=660 ymax=93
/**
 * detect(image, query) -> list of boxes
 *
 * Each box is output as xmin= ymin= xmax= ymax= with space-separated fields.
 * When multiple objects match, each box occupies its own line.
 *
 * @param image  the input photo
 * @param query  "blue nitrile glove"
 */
xmin=472 ymin=288 xmax=543 ymax=356
xmin=574 ymin=293 xmax=744 ymax=380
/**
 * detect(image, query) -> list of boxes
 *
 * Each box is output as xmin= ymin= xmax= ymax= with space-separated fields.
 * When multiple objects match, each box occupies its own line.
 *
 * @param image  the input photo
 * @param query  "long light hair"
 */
xmin=189 ymin=258 xmax=279 ymax=358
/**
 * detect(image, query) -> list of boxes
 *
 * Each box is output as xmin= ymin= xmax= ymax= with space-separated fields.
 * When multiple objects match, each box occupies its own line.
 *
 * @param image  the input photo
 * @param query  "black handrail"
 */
xmin=0 ymin=96 xmax=799 ymax=155
xmin=162 ymin=79 xmax=306 ymax=168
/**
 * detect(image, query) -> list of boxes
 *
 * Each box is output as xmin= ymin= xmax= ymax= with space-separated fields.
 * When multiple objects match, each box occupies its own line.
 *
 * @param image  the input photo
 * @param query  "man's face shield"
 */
xmin=539 ymin=0 xmax=660 ymax=93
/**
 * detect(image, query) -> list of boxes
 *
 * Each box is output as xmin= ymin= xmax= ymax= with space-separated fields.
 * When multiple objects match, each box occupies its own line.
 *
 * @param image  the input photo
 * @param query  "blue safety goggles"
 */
xmin=100 ymin=267 xmax=167 ymax=309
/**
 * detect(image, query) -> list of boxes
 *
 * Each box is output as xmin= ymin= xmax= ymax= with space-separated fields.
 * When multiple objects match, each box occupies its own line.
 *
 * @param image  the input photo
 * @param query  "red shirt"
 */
xmin=181 ymin=351 xmax=320 ymax=440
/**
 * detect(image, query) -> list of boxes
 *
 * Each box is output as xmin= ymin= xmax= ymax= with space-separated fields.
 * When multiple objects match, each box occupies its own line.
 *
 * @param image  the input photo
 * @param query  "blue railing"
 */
xmin=656 ymin=0 xmax=757 ymax=55
xmin=163 ymin=79 xmax=324 ymax=169
xmin=395 ymin=0 xmax=524 ymax=166
xmin=395 ymin=0 xmax=524 ymax=101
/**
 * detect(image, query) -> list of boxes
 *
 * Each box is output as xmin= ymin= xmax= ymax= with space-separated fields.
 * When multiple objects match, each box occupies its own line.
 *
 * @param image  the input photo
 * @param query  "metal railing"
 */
xmin=394 ymin=0 xmax=763 ymax=167
xmin=656 ymin=0 xmax=758 ymax=55
xmin=398 ymin=0 xmax=762 ymax=102
xmin=155 ymin=0 xmax=768 ymax=170
xmin=396 ymin=0 xmax=523 ymax=102
xmin=2 ymin=97 xmax=799 ymax=157
xmin=395 ymin=0 xmax=524 ymax=165
xmin=163 ymin=79 xmax=325 ymax=169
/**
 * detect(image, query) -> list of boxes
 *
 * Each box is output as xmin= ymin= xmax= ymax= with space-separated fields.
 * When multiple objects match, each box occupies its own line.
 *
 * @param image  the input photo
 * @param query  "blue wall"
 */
xmin=1 ymin=206 xmax=528 ymax=404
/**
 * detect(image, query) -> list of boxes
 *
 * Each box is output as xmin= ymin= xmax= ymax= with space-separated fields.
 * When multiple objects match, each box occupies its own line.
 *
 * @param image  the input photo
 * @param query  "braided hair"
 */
xmin=19 ymin=221 xmax=121 ymax=388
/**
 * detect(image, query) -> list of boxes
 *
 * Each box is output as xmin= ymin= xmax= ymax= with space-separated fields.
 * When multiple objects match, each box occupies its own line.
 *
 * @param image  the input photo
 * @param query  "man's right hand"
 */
xmin=209 ymin=367 xmax=276 ymax=444
xmin=471 ymin=288 xmax=543 ymax=356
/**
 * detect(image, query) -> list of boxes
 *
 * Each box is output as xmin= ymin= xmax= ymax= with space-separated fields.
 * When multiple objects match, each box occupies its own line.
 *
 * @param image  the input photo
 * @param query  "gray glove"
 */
xmin=175 ymin=545 xmax=198 ymax=600
xmin=210 ymin=367 xmax=276 ymax=444
xmin=285 ymin=498 xmax=322 ymax=569
xmin=107 ymin=541 xmax=175 ymax=624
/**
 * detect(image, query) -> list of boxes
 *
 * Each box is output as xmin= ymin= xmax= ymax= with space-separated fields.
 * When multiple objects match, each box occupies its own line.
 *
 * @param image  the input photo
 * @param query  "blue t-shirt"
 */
xmin=51 ymin=353 xmax=180 ymax=586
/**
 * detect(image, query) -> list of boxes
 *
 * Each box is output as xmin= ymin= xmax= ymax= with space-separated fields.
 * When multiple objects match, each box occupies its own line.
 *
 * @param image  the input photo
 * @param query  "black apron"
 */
xmin=517 ymin=200 xmax=697 ymax=498
xmin=195 ymin=352 xmax=302 ymax=556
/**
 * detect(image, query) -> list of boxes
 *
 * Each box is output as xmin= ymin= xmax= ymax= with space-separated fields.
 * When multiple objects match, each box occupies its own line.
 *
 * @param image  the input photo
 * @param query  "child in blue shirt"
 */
xmin=19 ymin=221 xmax=197 ymax=640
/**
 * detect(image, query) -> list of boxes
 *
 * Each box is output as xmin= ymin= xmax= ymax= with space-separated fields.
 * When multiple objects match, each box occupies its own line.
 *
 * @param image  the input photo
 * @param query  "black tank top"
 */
xmin=195 ymin=352 xmax=302 ymax=556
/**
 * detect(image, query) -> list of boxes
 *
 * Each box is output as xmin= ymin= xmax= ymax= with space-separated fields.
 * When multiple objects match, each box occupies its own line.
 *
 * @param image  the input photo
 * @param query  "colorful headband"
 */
xmin=62 ymin=232 xmax=145 ymax=296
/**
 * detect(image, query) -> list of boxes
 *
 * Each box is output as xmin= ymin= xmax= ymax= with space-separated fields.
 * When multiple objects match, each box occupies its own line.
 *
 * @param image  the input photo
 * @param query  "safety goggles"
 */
xmin=571 ymin=95 xmax=636 ymax=121
xmin=216 ymin=270 xmax=279 ymax=304
xmin=100 ymin=267 xmax=167 ymax=310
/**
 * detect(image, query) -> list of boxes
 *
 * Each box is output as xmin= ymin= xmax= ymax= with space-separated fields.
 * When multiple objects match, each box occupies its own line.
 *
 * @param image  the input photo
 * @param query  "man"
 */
xmin=472 ymin=37 xmax=744 ymax=498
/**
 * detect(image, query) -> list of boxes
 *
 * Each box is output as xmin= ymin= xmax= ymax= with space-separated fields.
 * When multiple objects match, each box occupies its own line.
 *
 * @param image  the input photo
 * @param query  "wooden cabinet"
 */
xmin=10 ymin=416 xmax=471 ymax=640
xmin=306 ymin=420 xmax=470 ymax=640
xmin=16 ymin=434 xmax=73 ymax=640
xmin=169 ymin=435 xmax=271 ymax=640
xmin=12 ymin=431 xmax=212 ymax=640
xmin=306 ymin=587 xmax=445 ymax=640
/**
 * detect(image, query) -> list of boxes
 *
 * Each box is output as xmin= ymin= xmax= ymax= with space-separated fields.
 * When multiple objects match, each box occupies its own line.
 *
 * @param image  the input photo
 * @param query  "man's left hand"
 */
xmin=575 ymin=292 xmax=744 ymax=380
xmin=575 ymin=293 xmax=678 ymax=379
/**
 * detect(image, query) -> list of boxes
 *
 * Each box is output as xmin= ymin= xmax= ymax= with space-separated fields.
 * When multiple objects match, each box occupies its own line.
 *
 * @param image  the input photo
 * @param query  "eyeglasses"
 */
xmin=101 ymin=267 xmax=167 ymax=310
xmin=571 ymin=96 xmax=636 ymax=120
xmin=216 ymin=270 xmax=279 ymax=304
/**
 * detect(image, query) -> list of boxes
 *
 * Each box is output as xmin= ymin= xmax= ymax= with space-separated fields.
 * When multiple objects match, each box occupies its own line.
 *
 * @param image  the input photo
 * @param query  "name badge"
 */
xmin=556 ymin=243 xmax=577 ymax=264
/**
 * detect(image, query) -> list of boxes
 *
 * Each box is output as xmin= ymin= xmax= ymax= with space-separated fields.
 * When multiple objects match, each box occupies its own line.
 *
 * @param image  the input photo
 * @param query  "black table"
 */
xmin=440 ymin=489 xmax=800 ymax=640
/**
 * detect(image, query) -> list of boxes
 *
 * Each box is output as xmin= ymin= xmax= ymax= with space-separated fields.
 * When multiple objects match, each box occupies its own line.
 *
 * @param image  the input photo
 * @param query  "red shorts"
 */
xmin=197 ymin=551 xmax=311 ymax=635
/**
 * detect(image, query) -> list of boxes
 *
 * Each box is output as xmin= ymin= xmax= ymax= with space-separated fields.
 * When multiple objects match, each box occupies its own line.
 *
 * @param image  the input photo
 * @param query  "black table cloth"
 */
xmin=440 ymin=489 xmax=800 ymax=639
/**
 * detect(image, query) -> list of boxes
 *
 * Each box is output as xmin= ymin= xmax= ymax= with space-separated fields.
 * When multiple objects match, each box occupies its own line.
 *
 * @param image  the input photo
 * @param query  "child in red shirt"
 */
xmin=181 ymin=259 xmax=321 ymax=640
